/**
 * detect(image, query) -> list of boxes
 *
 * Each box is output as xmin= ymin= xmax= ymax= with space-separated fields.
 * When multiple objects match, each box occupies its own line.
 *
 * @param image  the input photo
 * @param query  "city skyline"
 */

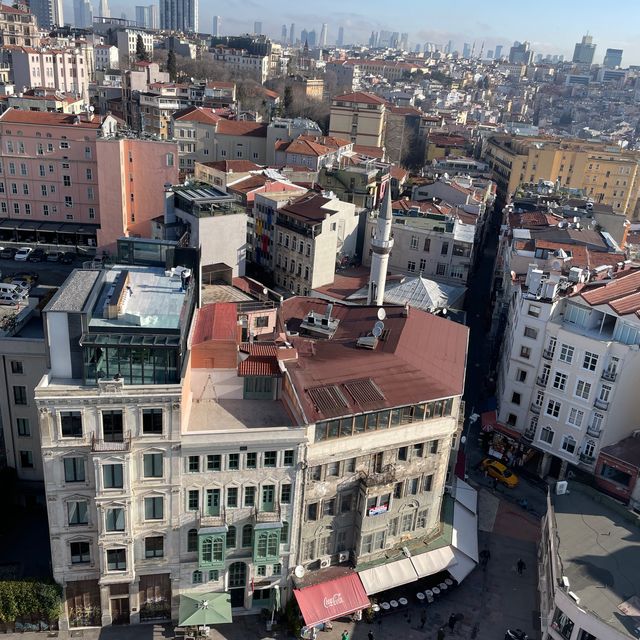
xmin=61 ymin=0 xmax=640 ymax=64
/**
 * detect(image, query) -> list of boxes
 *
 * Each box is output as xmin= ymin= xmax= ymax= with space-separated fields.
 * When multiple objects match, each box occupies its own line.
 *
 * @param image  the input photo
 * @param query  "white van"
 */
xmin=0 ymin=283 xmax=27 ymax=298
xmin=0 ymin=293 xmax=20 ymax=305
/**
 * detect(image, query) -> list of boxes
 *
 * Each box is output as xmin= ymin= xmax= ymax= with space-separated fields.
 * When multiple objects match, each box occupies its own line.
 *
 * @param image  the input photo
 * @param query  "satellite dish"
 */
xmin=377 ymin=307 xmax=386 ymax=321
xmin=374 ymin=320 xmax=385 ymax=333
xmin=372 ymin=325 xmax=383 ymax=338
xmin=294 ymin=565 xmax=306 ymax=579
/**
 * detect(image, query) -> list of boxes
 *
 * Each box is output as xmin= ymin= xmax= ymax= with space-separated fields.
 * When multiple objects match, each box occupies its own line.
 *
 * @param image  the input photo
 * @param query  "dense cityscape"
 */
xmin=0 ymin=2 xmax=638 ymax=640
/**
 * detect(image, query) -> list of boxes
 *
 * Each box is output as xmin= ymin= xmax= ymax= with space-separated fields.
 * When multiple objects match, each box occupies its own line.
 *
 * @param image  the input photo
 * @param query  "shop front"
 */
xmin=480 ymin=411 xmax=537 ymax=470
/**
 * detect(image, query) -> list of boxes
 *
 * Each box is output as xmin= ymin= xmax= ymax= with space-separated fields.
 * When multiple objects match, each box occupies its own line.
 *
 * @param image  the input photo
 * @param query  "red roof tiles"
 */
xmin=216 ymin=120 xmax=268 ymax=137
xmin=334 ymin=91 xmax=386 ymax=105
xmin=192 ymin=303 xmax=238 ymax=344
xmin=0 ymin=109 xmax=105 ymax=128
xmin=580 ymin=269 xmax=640 ymax=312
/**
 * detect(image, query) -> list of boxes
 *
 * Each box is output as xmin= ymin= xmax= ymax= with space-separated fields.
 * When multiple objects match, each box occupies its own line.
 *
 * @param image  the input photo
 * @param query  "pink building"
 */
xmin=0 ymin=108 xmax=178 ymax=251
xmin=7 ymin=46 xmax=89 ymax=99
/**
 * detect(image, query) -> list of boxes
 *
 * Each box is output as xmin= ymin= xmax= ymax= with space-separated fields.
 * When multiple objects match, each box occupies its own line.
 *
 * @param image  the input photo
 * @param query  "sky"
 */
xmin=67 ymin=0 xmax=640 ymax=66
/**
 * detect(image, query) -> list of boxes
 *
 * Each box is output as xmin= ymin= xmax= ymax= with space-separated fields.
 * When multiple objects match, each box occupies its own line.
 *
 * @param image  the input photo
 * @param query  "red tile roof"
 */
xmin=334 ymin=91 xmax=386 ymax=105
xmin=0 ymin=3 xmax=29 ymax=13
xmin=279 ymin=299 xmax=468 ymax=422
xmin=580 ymin=269 xmax=640 ymax=313
xmin=280 ymin=193 xmax=336 ymax=224
xmin=0 ymin=109 xmax=104 ymax=128
xmin=192 ymin=303 xmax=238 ymax=344
xmin=352 ymin=144 xmax=384 ymax=159
xmin=216 ymin=120 xmax=268 ymax=137
xmin=173 ymin=106 xmax=221 ymax=124
xmin=238 ymin=342 xmax=281 ymax=377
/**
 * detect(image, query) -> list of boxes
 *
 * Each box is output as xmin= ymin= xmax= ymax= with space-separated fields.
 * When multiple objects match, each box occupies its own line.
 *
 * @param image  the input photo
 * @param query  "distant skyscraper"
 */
xmin=136 ymin=4 xmax=158 ymax=28
xmin=73 ymin=0 xmax=93 ymax=28
xmin=289 ymin=23 xmax=295 ymax=44
xmin=603 ymin=48 xmax=623 ymax=69
xmin=487 ymin=49 xmax=494 ymax=59
xmin=319 ymin=23 xmax=327 ymax=47
xmin=572 ymin=34 xmax=596 ymax=65
xmin=300 ymin=29 xmax=308 ymax=45
xmin=307 ymin=30 xmax=316 ymax=47
xmin=509 ymin=40 xmax=533 ymax=65
xmin=369 ymin=31 xmax=377 ymax=47
xmin=254 ymin=21 xmax=262 ymax=35
xmin=399 ymin=32 xmax=408 ymax=50
xmin=494 ymin=44 xmax=503 ymax=59
xmin=30 ymin=0 xmax=64 ymax=28
xmin=281 ymin=24 xmax=287 ymax=42
xmin=98 ymin=0 xmax=109 ymax=17
xmin=336 ymin=25 xmax=344 ymax=46
xmin=212 ymin=15 xmax=221 ymax=36
xmin=159 ymin=0 xmax=198 ymax=32
xmin=462 ymin=42 xmax=471 ymax=58
xmin=120 ymin=10 xmax=126 ymax=19
xmin=444 ymin=40 xmax=452 ymax=54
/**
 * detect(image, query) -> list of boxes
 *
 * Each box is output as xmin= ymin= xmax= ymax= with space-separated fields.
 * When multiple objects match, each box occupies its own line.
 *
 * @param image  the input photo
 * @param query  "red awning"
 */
xmin=481 ymin=411 xmax=521 ymax=440
xmin=492 ymin=422 xmax=522 ymax=441
xmin=293 ymin=573 xmax=370 ymax=627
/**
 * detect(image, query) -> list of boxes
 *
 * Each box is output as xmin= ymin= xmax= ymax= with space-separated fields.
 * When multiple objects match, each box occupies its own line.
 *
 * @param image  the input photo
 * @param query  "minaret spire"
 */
xmin=367 ymin=179 xmax=394 ymax=306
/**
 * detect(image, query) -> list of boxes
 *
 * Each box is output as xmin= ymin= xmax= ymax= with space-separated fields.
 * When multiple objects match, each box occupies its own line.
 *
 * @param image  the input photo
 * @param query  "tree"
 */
xmin=167 ymin=50 xmax=177 ymax=82
xmin=283 ymin=86 xmax=293 ymax=112
xmin=136 ymin=34 xmax=149 ymax=62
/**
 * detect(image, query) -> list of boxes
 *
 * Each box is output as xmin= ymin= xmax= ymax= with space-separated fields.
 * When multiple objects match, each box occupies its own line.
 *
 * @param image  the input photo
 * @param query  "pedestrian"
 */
xmin=448 ymin=613 xmax=457 ymax=632
xmin=341 ymin=630 xmax=349 ymax=640
xmin=517 ymin=558 xmax=526 ymax=575
xmin=492 ymin=477 xmax=498 ymax=490
xmin=480 ymin=548 xmax=491 ymax=569
xmin=420 ymin=609 xmax=427 ymax=629
xmin=368 ymin=631 xmax=375 ymax=640
xmin=437 ymin=627 xmax=446 ymax=640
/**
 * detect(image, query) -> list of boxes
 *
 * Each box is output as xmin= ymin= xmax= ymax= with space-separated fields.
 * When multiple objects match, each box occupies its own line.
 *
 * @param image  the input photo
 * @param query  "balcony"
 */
xmin=198 ymin=508 xmax=226 ymax=529
xmin=530 ymin=403 xmax=541 ymax=415
xmin=522 ymin=429 xmax=536 ymax=442
xmin=586 ymin=425 xmax=602 ymax=438
xmin=253 ymin=504 xmax=281 ymax=524
xmin=358 ymin=464 xmax=397 ymax=488
xmin=601 ymin=369 xmax=617 ymax=382
xmin=536 ymin=376 xmax=548 ymax=388
xmin=542 ymin=349 xmax=554 ymax=360
xmin=91 ymin=431 xmax=131 ymax=452
xmin=594 ymin=399 xmax=609 ymax=411
xmin=579 ymin=452 xmax=596 ymax=465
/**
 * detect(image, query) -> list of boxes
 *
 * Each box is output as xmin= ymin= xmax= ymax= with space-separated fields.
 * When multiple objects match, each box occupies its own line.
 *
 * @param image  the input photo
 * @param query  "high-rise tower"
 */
xmin=367 ymin=180 xmax=394 ymax=306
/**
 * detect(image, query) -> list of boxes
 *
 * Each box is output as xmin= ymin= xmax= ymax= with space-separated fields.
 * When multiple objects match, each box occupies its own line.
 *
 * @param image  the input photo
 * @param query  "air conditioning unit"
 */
xmin=338 ymin=551 xmax=350 ymax=563
xmin=556 ymin=480 xmax=568 ymax=495
xmin=319 ymin=555 xmax=331 ymax=569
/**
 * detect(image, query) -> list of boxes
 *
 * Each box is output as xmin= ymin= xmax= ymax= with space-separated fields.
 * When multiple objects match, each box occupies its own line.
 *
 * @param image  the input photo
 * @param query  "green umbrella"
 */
xmin=178 ymin=591 xmax=233 ymax=627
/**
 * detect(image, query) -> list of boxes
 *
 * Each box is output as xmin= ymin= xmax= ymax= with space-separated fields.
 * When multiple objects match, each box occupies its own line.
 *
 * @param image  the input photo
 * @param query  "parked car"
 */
xmin=0 ymin=292 xmax=21 ymax=305
xmin=14 ymin=247 xmax=32 ymax=261
xmin=480 ymin=458 xmax=519 ymax=488
xmin=27 ymin=248 xmax=45 ymax=263
xmin=0 ymin=247 xmax=16 ymax=259
xmin=60 ymin=252 xmax=76 ymax=265
xmin=46 ymin=251 xmax=64 ymax=262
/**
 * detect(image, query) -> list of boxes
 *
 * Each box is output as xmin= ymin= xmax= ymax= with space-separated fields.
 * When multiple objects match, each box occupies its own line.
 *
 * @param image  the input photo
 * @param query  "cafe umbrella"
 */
xmin=177 ymin=592 xmax=233 ymax=627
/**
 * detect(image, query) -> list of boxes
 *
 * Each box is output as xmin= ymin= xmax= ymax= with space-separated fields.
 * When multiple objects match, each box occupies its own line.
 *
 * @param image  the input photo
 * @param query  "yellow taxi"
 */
xmin=480 ymin=458 xmax=519 ymax=488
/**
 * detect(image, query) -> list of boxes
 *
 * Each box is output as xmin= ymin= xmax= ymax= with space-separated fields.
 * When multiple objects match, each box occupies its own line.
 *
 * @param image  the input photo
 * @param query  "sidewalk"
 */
xmin=4 ymin=489 xmax=540 ymax=640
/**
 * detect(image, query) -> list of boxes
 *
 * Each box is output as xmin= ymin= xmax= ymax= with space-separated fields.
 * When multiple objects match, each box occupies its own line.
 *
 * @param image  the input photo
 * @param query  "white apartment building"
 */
xmin=211 ymin=49 xmax=270 ymax=84
xmin=94 ymin=44 xmax=118 ymax=70
xmin=9 ymin=47 xmax=89 ymax=99
xmin=116 ymin=29 xmax=153 ymax=68
xmin=497 ymin=266 xmax=640 ymax=479
xmin=363 ymin=209 xmax=476 ymax=285
xmin=35 ymin=264 xmax=304 ymax=628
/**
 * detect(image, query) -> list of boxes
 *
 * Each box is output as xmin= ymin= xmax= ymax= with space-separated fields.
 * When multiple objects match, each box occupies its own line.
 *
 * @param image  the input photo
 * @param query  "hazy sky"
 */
xmin=68 ymin=0 xmax=640 ymax=65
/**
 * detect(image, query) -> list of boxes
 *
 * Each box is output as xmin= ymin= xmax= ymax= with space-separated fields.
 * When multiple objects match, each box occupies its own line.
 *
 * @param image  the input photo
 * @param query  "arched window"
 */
xmin=583 ymin=439 xmax=596 ymax=458
xmin=561 ymin=435 xmax=576 ymax=454
xmin=192 ymin=570 xmax=202 ymax=584
xmin=212 ymin=537 xmax=223 ymax=562
xmin=201 ymin=537 xmax=213 ymax=563
xmin=226 ymin=525 xmax=236 ymax=548
xmin=257 ymin=531 xmax=268 ymax=558
xmin=242 ymin=524 xmax=253 ymax=547
xmin=228 ymin=562 xmax=246 ymax=588
xmin=280 ymin=521 xmax=289 ymax=544
xmin=187 ymin=528 xmax=197 ymax=553
xmin=267 ymin=532 xmax=278 ymax=557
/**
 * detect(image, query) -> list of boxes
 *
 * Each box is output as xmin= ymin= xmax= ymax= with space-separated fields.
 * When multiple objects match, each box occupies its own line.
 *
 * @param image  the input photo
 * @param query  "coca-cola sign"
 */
xmin=323 ymin=592 xmax=344 ymax=609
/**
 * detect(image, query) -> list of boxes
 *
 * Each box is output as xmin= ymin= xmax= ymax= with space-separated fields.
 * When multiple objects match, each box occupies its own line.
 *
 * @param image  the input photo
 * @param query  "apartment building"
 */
xmin=116 ymin=29 xmax=154 ymax=68
xmin=7 ymin=46 xmax=89 ymax=100
xmin=483 ymin=135 xmax=640 ymax=216
xmin=497 ymin=266 xmax=640 ymax=480
xmin=278 ymin=299 xmax=471 ymax=590
xmin=0 ymin=3 xmax=39 ymax=47
xmin=318 ymin=163 xmax=379 ymax=209
xmin=273 ymin=135 xmax=353 ymax=172
xmin=170 ymin=106 xmax=220 ymax=175
xmin=363 ymin=208 xmax=476 ymax=285
xmin=272 ymin=192 xmax=358 ymax=293
xmin=0 ymin=108 xmax=178 ymax=250
xmin=211 ymin=48 xmax=270 ymax=84
xmin=6 ymin=89 xmax=84 ymax=113
xmin=329 ymin=92 xmax=387 ymax=148
xmin=94 ymin=44 xmax=118 ymax=70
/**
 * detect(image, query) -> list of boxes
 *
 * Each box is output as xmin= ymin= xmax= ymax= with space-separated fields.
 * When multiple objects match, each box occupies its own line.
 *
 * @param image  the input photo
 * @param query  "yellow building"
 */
xmin=329 ymin=91 xmax=386 ymax=147
xmin=484 ymin=135 xmax=640 ymax=216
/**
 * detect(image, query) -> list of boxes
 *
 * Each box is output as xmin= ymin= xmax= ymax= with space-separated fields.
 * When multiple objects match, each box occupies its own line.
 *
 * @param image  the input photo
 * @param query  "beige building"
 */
xmin=483 ymin=135 xmax=640 ymax=217
xmin=329 ymin=92 xmax=387 ymax=148
xmin=0 ymin=3 xmax=38 ymax=47
xmin=6 ymin=89 xmax=84 ymax=113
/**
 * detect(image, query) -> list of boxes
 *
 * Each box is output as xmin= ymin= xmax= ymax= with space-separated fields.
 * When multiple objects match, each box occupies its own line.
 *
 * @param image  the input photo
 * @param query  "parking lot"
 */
xmin=0 ymin=255 xmax=79 ymax=288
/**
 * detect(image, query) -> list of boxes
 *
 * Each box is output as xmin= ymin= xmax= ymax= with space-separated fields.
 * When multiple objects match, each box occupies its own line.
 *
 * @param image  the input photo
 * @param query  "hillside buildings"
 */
xmin=329 ymin=92 xmax=387 ymax=148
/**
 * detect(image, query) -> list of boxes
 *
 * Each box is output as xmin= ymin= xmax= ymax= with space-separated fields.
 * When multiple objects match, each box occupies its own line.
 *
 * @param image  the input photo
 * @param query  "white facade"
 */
xmin=94 ymin=45 xmax=118 ymax=71
xmin=211 ymin=51 xmax=270 ymax=84
xmin=497 ymin=269 xmax=640 ymax=478
xmin=116 ymin=30 xmax=154 ymax=68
